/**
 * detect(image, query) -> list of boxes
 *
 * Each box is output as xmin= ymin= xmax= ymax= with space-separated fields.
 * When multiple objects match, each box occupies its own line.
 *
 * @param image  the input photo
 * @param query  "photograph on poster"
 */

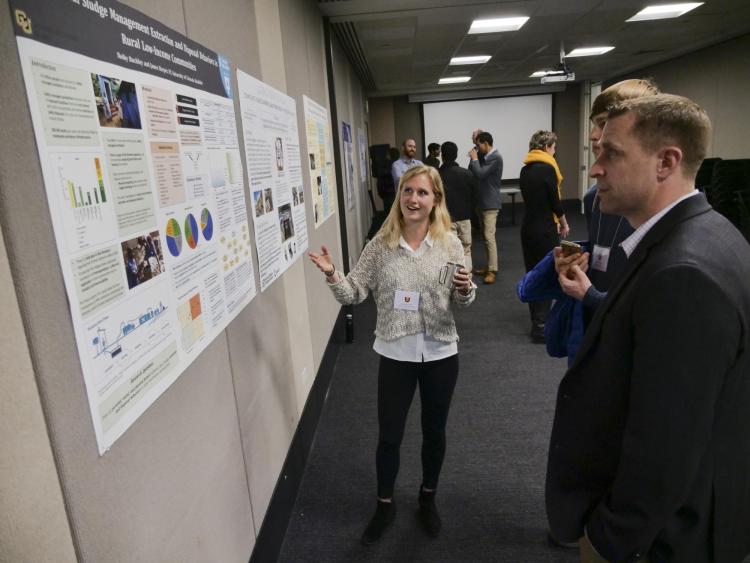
xmin=298 ymin=186 xmax=304 ymax=204
xmin=278 ymin=203 xmax=294 ymax=242
xmin=253 ymin=190 xmax=265 ymax=217
xmin=263 ymin=188 xmax=274 ymax=212
xmin=275 ymin=137 xmax=284 ymax=171
xmin=316 ymin=175 xmax=322 ymax=195
xmin=309 ymin=153 xmax=316 ymax=170
xmin=121 ymin=232 xmax=165 ymax=289
xmin=91 ymin=74 xmax=141 ymax=129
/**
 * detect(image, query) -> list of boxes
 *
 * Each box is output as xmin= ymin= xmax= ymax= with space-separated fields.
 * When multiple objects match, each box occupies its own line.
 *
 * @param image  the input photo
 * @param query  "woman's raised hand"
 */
xmin=308 ymin=245 xmax=335 ymax=276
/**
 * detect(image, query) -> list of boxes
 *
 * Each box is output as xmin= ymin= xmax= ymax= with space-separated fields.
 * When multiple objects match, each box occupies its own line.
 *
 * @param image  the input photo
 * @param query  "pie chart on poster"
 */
xmin=166 ymin=218 xmax=182 ymax=257
xmin=184 ymin=213 xmax=199 ymax=249
xmin=201 ymin=208 xmax=213 ymax=241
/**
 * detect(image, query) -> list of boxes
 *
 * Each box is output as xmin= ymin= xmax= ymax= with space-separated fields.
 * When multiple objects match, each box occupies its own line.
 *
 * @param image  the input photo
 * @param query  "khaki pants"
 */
xmin=450 ymin=220 xmax=472 ymax=273
xmin=480 ymin=209 xmax=499 ymax=272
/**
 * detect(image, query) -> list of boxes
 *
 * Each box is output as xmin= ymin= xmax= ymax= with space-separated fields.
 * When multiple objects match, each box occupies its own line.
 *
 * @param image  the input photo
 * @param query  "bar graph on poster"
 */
xmin=10 ymin=0 xmax=257 ymax=453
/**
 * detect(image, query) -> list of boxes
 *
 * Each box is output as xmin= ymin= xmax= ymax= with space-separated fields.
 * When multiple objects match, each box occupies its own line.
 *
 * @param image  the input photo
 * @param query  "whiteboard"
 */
xmin=423 ymin=95 xmax=552 ymax=180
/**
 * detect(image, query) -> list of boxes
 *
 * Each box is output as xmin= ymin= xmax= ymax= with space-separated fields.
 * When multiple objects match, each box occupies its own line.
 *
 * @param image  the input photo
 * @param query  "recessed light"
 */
xmin=468 ymin=16 xmax=529 ymax=34
xmin=627 ymin=3 xmax=703 ymax=22
xmin=438 ymin=77 xmax=471 ymax=85
xmin=530 ymin=71 xmax=550 ymax=78
xmin=450 ymin=55 xmax=492 ymax=65
xmin=565 ymin=46 xmax=615 ymax=57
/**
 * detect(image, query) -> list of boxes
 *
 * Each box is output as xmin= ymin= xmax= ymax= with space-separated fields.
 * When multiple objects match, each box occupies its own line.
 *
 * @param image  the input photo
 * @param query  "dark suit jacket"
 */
xmin=440 ymin=162 xmax=475 ymax=221
xmin=546 ymin=194 xmax=750 ymax=563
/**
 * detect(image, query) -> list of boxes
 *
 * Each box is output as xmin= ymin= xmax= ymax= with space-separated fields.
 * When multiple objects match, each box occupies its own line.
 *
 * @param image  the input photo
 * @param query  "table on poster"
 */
xmin=237 ymin=70 xmax=308 ymax=291
xmin=11 ymin=0 xmax=256 ymax=453
xmin=303 ymin=95 xmax=337 ymax=228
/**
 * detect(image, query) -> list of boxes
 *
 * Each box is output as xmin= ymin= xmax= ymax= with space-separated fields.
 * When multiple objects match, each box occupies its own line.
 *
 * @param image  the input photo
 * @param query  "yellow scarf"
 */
xmin=523 ymin=149 xmax=563 ymax=223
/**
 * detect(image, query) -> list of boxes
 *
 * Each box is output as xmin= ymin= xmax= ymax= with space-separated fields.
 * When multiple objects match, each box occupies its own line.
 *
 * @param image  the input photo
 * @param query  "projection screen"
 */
xmin=422 ymin=94 xmax=552 ymax=181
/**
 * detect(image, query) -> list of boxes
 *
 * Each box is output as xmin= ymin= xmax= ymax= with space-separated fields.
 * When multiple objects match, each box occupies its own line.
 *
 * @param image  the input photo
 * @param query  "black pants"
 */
xmin=521 ymin=225 xmax=559 ymax=330
xmin=376 ymin=354 xmax=459 ymax=498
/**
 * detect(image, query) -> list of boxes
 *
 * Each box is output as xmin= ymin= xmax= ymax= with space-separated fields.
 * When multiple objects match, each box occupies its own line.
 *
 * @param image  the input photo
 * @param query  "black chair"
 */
xmin=709 ymin=159 xmax=750 ymax=242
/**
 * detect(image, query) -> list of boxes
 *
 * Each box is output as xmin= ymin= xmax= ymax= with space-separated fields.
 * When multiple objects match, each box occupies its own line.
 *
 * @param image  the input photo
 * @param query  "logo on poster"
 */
xmin=15 ymin=10 xmax=32 ymax=34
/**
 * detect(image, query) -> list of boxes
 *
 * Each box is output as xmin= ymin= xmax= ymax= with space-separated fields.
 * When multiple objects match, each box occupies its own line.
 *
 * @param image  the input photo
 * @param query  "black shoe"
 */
xmin=530 ymin=325 xmax=546 ymax=344
xmin=417 ymin=487 xmax=441 ymax=538
xmin=547 ymin=531 xmax=578 ymax=549
xmin=361 ymin=500 xmax=396 ymax=545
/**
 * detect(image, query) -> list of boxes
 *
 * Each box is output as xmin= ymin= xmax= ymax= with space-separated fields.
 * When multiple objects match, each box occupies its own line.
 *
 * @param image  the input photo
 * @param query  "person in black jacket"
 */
xmin=547 ymin=94 xmax=750 ymax=563
xmin=519 ymin=130 xmax=569 ymax=342
xmin=439 ymin=141 xmax=476 ymax=272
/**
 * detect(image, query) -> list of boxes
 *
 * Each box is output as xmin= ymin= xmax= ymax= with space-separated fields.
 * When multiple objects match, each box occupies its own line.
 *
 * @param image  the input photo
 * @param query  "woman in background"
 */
xmin=309 ymin=165 xmax=474 ymax=545
xmin=519 ymin=130 xmax=569 ymax=342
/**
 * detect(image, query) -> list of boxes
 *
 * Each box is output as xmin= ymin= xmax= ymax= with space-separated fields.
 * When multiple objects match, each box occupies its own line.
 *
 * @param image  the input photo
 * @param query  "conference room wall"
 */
xmin=331 ymin=32 xmax=373 ymax=269
xmin=369 ymin=96 xmax=397 ymax=148
xmin=608 ymin=33 xmax=750 ymax=160
xmin=0 ymin=0 xmax=364 ymax=560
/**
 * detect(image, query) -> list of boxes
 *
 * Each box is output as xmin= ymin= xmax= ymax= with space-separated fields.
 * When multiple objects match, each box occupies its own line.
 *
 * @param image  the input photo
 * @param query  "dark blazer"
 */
xmin=546 ymin=194 xmax=750 ymax=563
xmin=440 ymin=162 xmax=475 ymax=221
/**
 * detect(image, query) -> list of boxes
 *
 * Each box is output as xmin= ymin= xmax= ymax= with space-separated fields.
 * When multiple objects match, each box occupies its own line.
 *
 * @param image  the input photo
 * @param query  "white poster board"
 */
xmin=303 ymin=95 xmax=337 ymax=227
xmin=237 ymin=70 xmax=308 ymax=291
xmin=342 ymin=121 xmax=356 ymax=211
xmin=10 ymin=0 xmax=256 ymax=453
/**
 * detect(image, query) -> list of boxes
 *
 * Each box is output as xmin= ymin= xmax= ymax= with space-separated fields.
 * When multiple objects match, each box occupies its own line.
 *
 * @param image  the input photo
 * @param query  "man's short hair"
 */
xmin=529 ymin=130 xmax=557 ymax=151
xmin=428 ymin=142 xmax=440 ymax=152
xmin=476 ymin=132 xmax=493 ymax=146
xmin=590 ymin=78 xmax=660 ymax=120
xmin=609 ymin=94 xmax=711 ymax=179
xmin=440 ymin=142 xmax=458 ymax=163
xmin=402 ymin=138 xmax=416 ymax=147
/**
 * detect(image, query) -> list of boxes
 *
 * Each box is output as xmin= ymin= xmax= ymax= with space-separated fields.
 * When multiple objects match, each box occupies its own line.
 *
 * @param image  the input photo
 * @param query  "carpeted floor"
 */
xmin=279 ymin=206 xmax=587 ymax=562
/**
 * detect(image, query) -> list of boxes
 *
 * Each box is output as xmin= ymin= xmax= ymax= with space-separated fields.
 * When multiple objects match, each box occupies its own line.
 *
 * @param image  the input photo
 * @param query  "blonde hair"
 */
xmin=590 ymin=78 xmax=660 ymax=120
xmin=379 ymin=165 xmax=452 ymax=248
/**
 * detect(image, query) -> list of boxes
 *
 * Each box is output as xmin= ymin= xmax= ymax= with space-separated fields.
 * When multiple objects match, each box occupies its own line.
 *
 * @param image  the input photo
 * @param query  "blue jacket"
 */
xmin=516 ymin=251 xmax=585 ymax=365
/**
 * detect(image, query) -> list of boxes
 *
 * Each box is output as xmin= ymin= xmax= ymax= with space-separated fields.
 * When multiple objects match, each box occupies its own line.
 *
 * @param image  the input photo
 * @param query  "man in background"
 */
xmin=546 ymin=94 xmax=750 ymax=562
xmin=424 ymin=143 xmax=441 ymax=168
xmin=439 ymin=141 xmax=475 ymax=272
xmin=469 ymin=132 xmax=502 ymax=284
xmin=391 ymin=138 xmax=422 ymax=187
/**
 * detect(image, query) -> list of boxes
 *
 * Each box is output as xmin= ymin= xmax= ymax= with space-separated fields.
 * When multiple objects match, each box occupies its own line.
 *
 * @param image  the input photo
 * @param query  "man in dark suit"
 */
xmin=547 ymin=94 xmax=750 ymax=563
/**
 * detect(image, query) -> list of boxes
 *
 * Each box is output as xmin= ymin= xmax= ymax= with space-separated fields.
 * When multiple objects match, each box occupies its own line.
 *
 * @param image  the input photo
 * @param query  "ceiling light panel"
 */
xmin=439 ymin=77 xmax=471 ymax=84
xmin=627 ymin=3 xmax=703 ymax=22
xmin=450 ymin=55 xmax=492 ymax=65
xmin=565 ymin=46 xmax=615 ymax=57
xmin=468 ymin=17 xmax=529 ymax=34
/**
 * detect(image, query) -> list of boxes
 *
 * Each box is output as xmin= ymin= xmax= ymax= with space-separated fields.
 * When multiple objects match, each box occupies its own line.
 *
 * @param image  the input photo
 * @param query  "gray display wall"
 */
xmin=0 ymin=0 xmax=370 ymax=560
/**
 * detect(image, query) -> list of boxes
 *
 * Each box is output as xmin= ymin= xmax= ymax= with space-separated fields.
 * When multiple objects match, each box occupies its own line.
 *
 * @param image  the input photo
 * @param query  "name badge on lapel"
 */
xmin=591 ymin=244 xmax=610 ymax=272
xmin=394 ymin=290 xmax=420 ymax=311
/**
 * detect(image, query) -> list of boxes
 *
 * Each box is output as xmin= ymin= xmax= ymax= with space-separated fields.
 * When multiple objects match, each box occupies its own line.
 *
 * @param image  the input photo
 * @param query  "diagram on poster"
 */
xmin=303 ymin=95 xmax=337 ymax=228
xmin=237 ymin=70 xmax=309 ymax=291
xmin=10 ymin=0 xmax=257 ymax=454
xmin=342 ymin=121 xmax=356 ymax=211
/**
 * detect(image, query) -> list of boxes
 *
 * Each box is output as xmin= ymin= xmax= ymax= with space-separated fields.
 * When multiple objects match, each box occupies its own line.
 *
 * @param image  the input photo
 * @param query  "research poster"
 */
xmin=341 ymin=121 xmax=356 ymax=211
xmin=10 ymin=0 xmax=257 ymax=453
xmin=303 ymin=95 xmax=337 ymax=227
xmin=358 ymin=128 xmax=368 ymax=183
xmin=237 ymin=70 xmax=308 ymax=291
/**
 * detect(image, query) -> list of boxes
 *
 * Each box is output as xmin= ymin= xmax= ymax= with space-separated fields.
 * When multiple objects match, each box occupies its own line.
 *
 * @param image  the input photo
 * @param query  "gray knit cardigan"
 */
xmin=328 ymin=232 xmax=475 ymax=342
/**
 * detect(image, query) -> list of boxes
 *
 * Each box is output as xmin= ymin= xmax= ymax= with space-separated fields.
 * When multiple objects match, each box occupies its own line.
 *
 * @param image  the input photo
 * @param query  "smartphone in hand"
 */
xmin=561 ymin=240 xmax=582 ymax=257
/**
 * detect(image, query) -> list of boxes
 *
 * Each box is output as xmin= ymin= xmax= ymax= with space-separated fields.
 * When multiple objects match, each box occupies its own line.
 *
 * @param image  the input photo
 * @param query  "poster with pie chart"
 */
xmin=166 ymin=218 xmax=182 ymax=257
xmin=184 ymin=213 xmax=199 ymax=249
xmin=201 ymin=208 xmax=213 ymax=241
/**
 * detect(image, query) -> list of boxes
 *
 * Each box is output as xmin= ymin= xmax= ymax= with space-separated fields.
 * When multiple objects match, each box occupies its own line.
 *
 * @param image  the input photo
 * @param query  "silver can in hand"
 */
xmin=438 ymin=262 xmax=464 ymax=289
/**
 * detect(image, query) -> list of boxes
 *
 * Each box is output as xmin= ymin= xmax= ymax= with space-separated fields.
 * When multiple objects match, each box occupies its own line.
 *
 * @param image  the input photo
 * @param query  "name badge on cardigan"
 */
xmin=394 ymin=290 xmax=420 ymax=311
xmin=591 ymin=244 xmax=611 ymax=272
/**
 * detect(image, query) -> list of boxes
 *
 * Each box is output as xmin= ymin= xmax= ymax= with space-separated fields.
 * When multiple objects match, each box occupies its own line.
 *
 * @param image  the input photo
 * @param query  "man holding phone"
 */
xmin=547 ymin=94 xmax=750 ymax=562
xmin=554 ymin=80 xmax=659 ymax=313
